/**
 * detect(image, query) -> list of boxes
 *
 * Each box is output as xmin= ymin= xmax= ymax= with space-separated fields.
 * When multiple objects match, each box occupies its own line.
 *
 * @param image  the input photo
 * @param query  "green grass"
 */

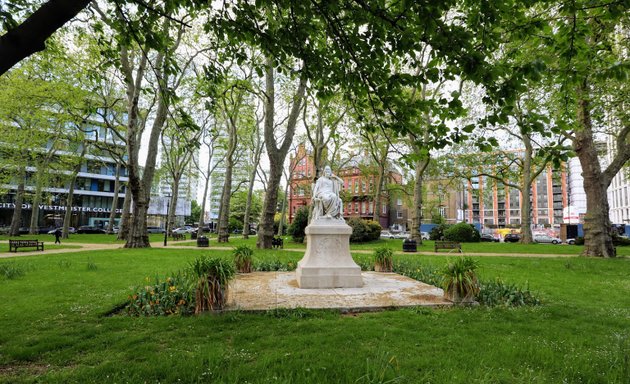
xmin=0 ymin=246 xmax=629 ymax=383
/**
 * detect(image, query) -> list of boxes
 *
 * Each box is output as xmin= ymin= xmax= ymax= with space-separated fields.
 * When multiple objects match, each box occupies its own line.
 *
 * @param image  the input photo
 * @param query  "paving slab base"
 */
xmin=227 ymin=271 xmax=451 ymax=311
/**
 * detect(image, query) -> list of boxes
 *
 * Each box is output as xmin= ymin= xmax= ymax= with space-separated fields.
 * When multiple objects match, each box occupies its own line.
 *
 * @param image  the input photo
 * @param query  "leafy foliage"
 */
xmin=189 ymin=257 xmax=235 ymax=312
xmin=233 ymin=245 xmax=254 ymax=273
xmin=429 ymin=224 xmax=450 ymax=241
xmin=126 ymin=273 xmax=194 ymax=316
xmin=443 ymin=223 xmax=480 ymax=243
xmin=0 ymin=262 xmax=26 ymax=279
xmin=287 ymin=206 xmax=309 ymax=243
xmin=477 ymin=279 xmax=541 ymax=307
xmin=373 ymin=247 xmax=393 ymax=272
xmin=347 ymin=217 xmax=381 ymax=243
xmin=440 ymin=257 xmax=480 ymax=303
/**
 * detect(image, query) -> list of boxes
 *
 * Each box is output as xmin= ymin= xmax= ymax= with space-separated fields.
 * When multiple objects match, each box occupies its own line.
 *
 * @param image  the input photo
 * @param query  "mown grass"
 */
xmin=0 ymin=247 xmax=629 ymax=383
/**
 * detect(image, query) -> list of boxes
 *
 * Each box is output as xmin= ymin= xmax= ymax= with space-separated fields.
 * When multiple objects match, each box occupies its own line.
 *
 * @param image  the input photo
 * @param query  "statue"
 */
xmin=311 ymin=165 xmax=344 ymax=221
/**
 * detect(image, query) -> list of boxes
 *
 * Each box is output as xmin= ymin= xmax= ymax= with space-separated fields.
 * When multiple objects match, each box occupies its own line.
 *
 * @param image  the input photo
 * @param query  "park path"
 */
xmin=0 ymin=240 xmax=578 ymax=259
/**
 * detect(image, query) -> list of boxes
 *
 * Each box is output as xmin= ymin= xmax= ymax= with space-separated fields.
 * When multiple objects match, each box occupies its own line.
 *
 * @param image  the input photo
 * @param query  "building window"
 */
xmin=397 ymin=198 xmax=402 ymax=206
xmin=382 ymin=204 xmax=386 ymax=214
xmin=362 ymin=201 xmax=367 ymax=214
xmin=354 ymin=181 xmax=358 ymax=193
xmin=397 ymin=210 xmax=403 ymax=219
xmin=355 ymin=202 xmax=359 ymax=213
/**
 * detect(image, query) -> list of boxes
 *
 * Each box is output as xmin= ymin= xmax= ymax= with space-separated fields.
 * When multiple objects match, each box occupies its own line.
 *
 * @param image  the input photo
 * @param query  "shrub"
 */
xmin=444 ymin=222 xmax=480 ymax=242
xmin=373 ymin=247 xmax=393 ymax=272
xmin=126 ymin=273 xmax=195 ymax=316
xmin=287 ymin=206 xmax=309 ymax=243
xmin=477 ymin=279 xmax=542 ymax=307
xmin=190 ymin=257 xmax=235 ymax=312
xmin=613 ymin=235 xmax=630 ymax=246
xmin=233 ymin=245 xmax=254 ymax=273
xmin=347 ymin=216 xmax=381 ymax=243
xmin=441 ymin=257 xmax=480 ymax=303
xmin=574 ymin=236 xmax=584 ymax=245
xmin=365 ymin=220 xmax=382 ymax=240
xmin=429 ymin=224 xmax=450 ymax=240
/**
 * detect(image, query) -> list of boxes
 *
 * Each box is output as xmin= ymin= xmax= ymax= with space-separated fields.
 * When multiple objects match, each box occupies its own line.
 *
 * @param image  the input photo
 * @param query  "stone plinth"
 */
xmin=296 ymin=218 xmax=363 ymax=288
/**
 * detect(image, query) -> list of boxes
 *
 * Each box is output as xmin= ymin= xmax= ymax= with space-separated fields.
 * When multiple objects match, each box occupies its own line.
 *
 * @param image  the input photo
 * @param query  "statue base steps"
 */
xmin=296 ymin=218 xmax=363 ymax=289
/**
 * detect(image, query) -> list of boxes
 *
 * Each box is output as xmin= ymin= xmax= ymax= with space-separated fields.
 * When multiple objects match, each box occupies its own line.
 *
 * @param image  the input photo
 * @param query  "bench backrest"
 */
xmin=9 ymin=239 xmax=40 ymax=246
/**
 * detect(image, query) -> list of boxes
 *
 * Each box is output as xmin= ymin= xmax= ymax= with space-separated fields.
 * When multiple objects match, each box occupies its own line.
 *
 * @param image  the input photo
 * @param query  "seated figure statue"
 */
xmin=311 ymin=165 xmax=344 ymax=221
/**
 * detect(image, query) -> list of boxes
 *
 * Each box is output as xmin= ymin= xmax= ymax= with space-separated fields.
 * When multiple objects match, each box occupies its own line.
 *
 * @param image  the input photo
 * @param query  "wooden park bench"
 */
xmin=434 ymin=241 xmax=462 ymax=253
xmin=171 ymin=233 xmax=186 ymax=241
xmin=271 ymin=237 xmax=284 ymax=249
xmin=9 ymin=239 xmax=44 ymax=252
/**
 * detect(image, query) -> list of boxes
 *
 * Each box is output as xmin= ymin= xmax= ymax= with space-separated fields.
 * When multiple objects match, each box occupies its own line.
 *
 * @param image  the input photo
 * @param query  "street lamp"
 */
xmin=163 ymin=195 xmax=171 ymax=246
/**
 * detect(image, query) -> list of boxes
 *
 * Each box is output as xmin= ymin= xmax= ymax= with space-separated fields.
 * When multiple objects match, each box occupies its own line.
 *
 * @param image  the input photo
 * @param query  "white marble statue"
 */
xmin=311 ymin=165 xmax=344 ymax=220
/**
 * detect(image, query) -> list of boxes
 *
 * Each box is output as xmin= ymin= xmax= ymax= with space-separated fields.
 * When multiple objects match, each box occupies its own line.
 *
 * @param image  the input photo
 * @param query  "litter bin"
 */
xmin=196 ymin=235 xmax=209 ymax=247
xmin=402 ymin=239 xmax=417 ymax=252
xmin=191 ymin=231 xmax=197 ymax=240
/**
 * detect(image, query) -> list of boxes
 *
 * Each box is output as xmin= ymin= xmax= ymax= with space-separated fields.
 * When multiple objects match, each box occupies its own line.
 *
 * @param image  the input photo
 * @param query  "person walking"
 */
xmin=54 ymin=228 xmax=62 ymax=244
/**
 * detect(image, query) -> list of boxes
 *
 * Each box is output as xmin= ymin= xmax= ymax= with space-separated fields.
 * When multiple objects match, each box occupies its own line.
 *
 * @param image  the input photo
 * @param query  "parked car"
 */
xmin=147 ymin=226 xmax=165 ymax=234
xmin=380 ymin=231 xmax=394 ymax=239
xmin=421 ymin=231 xmax=430 ymax=240
xmin=481 ymin=233 xmax=499 ymax=242
xmin=172 ymin=226 xmax=194 ymax=234
xmin=566 ymin=238 xmax=576 ymax=245
xmin=534 ymin=234 xmax=562 ymax=244
xmin=76 ymin=226 xmax=106 ymax=234
xmin=504 ymin=233 xmax=521 ymax=243
xmin=47 ymin=227 xmax=76 ymax=234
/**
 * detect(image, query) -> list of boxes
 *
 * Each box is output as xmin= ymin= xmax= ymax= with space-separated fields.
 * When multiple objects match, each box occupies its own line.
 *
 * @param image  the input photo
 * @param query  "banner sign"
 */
xmin=0 ymin=203 xmax=122 ymax=214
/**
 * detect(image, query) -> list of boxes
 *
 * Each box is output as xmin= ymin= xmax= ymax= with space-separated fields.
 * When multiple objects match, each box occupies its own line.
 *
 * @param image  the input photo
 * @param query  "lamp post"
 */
xmin=163 ymin=195 xmax=171 ymax=247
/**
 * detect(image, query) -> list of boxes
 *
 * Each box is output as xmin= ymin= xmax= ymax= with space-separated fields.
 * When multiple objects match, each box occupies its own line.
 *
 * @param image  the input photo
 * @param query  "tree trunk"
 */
xmin=575 ymin=80 xmax=615 ymax=257
xmin=117 ymin=187 xmax=131 ymax=241
xmin=520 ymin=135 xmax=534 ymax=244
xmin=197 ymin=168 xmax=211 ymax=238
xmin=217 ymin=115 xmax=238 ymax=243
xmin=167 ymin=176 xmax=181 ymax=234
xmin=371 ymin=147 xmax=388 ymax=223
xmin=29 ymin=182 xmax=43 ymax=235
xmin=62 ymin=172 xmax=78 ymax=239
xmin=106 ymin=163 xmax=121 ymax=234
xmin=242 ymin=166 xmax=257 ymax=239
xmin=257 ymin=60 xmax=307 ymax=249
xmin=410 ymin=155 xmax=430 ymax=243
xmin=126 ymin=199 xmax=150 ymax=248
xmin=277 ymin=178 xmax=290 ymax=236
xmin=9 ymin=167 xmax=26 ymax=236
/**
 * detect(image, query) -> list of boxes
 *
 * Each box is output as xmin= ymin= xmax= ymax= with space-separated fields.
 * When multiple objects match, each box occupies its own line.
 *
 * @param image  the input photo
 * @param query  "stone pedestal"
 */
xmin=296 ymin=218 xmax=363 ymax=288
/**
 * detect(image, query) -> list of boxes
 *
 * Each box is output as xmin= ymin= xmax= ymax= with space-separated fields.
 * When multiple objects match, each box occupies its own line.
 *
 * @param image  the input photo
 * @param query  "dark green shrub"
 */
xmin=429 ymin=224 xmax=450 ymax=240
xmin=287 ymin=206 xmax=309 ymax=243
xmin=365 ymin=220 xmax=382 ymax=240
xmin=190 ymin=257 xmax=235 ymax=312
xmin=613 ymin=235 xmax=630 ymax=246
xmin=575 ymin=237 xmax=585 ymax=245
xmin=347 ymin=217 xmax=380 ymax=243
xmin=441 ymin=257 xmax=480 ymax=303
xmin=444 ymin=222 xmax=480 ymax=242
xmin=228 ymin=217 xmax=243 ymax=232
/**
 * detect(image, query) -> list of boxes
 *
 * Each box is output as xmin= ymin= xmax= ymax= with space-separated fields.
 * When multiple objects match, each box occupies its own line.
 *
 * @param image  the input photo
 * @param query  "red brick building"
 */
xmin=288 ymin=144 xmax=405 ymax=230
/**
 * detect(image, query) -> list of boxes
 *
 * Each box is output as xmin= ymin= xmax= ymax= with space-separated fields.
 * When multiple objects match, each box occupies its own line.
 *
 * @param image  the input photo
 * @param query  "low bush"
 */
xmin=190 ymin=257 xmax=235 ymax=312
xmin=613 ymin=235 xmax=630 ymax=246
xmin=287 ymin=206 xmax=309 ymax=243
xmin=233 ymin=245 xmax=254 ymax=273
xmin=373 ymin=247 xmax=393 ymax=272
xmin=443 ymin=222 xmax=480 ymax=242
xmin=429 ymin=224 xmax=450 ymax=240
xmin=347 ymin=217 xmax=381 ymax=243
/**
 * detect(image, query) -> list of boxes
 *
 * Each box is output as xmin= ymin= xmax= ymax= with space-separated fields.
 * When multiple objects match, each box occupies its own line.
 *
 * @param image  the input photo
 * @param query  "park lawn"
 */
xmin=0 ymin=243 xmax=81 ymax=253
xmin=0 ymin=233 xmax=169 ymax=245
xmin=0 ymin=247 xmax=629 ymax=383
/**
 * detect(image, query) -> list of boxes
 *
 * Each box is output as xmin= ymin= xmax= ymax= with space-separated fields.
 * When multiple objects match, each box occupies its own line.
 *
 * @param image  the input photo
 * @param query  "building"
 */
xmin=0 ymin=113 xmax=128 ymax=230
xmin=288 ymin=144 xmax=405 ymax=230
xmin=460 ymin=162 xmax=569 ymax=229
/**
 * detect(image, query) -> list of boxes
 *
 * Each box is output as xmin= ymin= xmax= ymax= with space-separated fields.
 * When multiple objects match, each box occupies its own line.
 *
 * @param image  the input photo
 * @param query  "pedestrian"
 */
xmin=54 ymin=228 xmax=61 ymax=244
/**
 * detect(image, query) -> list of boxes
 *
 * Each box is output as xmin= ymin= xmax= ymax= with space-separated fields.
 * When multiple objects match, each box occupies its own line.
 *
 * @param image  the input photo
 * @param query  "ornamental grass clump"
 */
xmin=233 ymin=245 xmax=254 ymax=273
xmin=441 ymin=256 xmax=480 ymax=304
xmin=126 ymin=273 xmax=194 ymax=316
xmin=190 ymin=257 xmax=235 ymax=313
xmin=373 ymin=247 xmax=394 ymax=272
xmin=477 ymin=278 xmax=541 ymax=307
